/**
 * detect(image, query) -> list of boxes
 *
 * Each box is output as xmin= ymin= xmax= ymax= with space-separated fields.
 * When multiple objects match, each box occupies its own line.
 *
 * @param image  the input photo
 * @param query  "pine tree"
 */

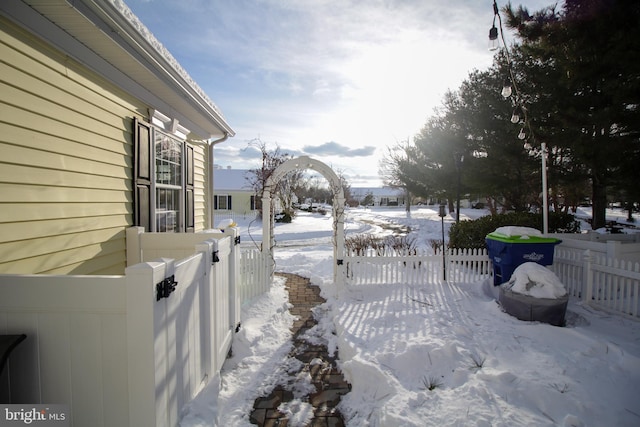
xmin=505 ymin=0 xmax=640 ymax=228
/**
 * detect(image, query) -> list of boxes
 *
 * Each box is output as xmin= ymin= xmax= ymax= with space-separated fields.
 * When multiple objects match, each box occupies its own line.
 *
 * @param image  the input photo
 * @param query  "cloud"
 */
xmin=303 ymin=141 xmax=376 ymax=157
xmin=129 ymin=0 xmax=553 ymax=186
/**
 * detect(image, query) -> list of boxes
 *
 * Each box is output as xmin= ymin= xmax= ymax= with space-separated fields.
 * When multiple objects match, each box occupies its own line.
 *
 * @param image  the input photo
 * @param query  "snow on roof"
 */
xmin=107 ymin=0 xmax=229 ymax=126
xmin=213 ymin=169 xmax=253 ymax=192
xmin=351 ymin=187 xmax=405 ymax=197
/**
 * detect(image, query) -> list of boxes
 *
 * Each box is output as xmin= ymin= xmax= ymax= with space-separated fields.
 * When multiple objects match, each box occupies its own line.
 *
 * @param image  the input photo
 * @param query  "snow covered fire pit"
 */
xmin=498 ymin=262 xmax=569 ymax=327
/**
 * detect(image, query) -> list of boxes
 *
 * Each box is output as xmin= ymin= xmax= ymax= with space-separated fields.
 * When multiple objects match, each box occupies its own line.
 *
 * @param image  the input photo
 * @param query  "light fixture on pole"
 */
xmin=438 ymin=204 xmax=447 ymax=281
xmin=454 ymin=153 xmax=464 ymax=224
xmin=541 ymin=142 xmax=549 ymax=234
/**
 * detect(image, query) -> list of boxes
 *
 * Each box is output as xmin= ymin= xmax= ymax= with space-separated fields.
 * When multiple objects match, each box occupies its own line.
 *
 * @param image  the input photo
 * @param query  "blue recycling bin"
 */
xmin=486 ymin=231 xmax=561 ymax=286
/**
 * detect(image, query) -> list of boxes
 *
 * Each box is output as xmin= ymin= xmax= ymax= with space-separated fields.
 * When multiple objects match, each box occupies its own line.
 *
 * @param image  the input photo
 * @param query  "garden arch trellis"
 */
xmin=262 ymin=156 xmax=346 ymax=287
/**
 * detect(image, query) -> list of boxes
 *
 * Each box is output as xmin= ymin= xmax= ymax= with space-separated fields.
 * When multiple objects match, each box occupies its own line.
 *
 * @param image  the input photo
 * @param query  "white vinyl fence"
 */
xmin=345 ymin=237 xmax=640 ymax=319
xmin=127 ymin=226 xmax=270 ymax=307
xmin=0 ymin=227 xmax=272 ymax=427
xmin=345 ymin=247 xmax=491 ymax=285
xmin=550 ymin=247 xmax=640 ymax=318
xmin=239 ymin=247 xmax=270 ymax=304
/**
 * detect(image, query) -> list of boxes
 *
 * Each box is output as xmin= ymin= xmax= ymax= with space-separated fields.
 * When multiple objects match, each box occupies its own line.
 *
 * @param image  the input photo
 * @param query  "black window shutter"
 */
xmin=185 ymin=143 xmax=195 ymax=232
xmin=133 ymin=117 xmax=152 ymax=231
xmin=214 ymin=196 xmax=218 ymax=210
xmin=227 ymin=195 xmax=232 ymax=210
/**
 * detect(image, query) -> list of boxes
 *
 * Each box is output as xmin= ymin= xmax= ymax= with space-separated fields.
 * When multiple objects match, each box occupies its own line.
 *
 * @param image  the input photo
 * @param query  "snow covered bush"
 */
xmin=449 ymin=212 xmax=580 ymax=249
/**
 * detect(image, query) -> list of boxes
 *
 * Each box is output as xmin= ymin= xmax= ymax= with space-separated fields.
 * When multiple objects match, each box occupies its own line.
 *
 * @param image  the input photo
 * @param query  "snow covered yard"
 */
xmin=181 ymin=207 xmax=640 ymax=427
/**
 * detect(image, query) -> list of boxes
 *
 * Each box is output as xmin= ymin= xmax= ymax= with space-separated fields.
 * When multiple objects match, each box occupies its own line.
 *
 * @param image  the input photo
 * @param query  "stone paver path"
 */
xmin=250 ymin=272 xmax=351 ymax=427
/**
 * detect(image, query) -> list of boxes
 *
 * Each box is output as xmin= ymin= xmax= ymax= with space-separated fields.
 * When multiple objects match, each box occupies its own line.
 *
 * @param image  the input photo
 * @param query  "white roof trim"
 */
xmin=0 ymin=0 xmax=235 ymax=140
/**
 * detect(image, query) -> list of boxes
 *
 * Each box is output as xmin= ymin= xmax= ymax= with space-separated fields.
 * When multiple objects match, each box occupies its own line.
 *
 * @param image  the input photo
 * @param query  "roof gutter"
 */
xmin=79 ymin=0 xmax=235 ymax=138
xmin=207 ymin=133 xmax=230 ymax=229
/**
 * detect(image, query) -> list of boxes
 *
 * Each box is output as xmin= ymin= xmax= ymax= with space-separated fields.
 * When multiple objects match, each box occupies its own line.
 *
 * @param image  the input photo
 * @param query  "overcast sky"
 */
xmin=126 ymin=0 xmax=555 ymax=186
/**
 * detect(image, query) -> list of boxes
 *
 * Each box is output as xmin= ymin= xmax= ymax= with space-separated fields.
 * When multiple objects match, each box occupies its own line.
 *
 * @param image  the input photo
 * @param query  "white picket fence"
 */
xmin=239 ymin=248 xmax=270 ymax=304
xmin=345 ymin=247 xmax=491 ymax=285
xmin=550 ymin=247 xmax=640 ymax=317
xmin=345 ymin=241 xmax=640 ymax=319
xmin=0 ymin=227 xmax=272 ymax=427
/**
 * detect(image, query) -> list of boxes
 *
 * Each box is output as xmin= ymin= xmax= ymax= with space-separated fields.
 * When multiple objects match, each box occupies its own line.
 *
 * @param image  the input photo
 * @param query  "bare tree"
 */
xmin=379 ymin=139 xmax=414 ymax=212
xmin=245 ymin=138 xmax=304 ymax=219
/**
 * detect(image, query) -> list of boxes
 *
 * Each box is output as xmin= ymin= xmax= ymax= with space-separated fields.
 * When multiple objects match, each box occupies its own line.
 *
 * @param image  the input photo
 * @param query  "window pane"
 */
xmin=216 ymin=195 xmax=228 ymax=210
xmin=155 ymin=133 xmax=182 ymax=186
xmin=156 ymin=188 xmax=180 ymax=232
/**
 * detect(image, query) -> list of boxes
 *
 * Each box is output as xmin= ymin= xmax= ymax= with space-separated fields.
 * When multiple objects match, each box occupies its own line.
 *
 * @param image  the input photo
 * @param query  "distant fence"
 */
xmin=345 ymin=247 xmax=491 ymax=285
xmin=344 ymin=237 xmax=640 ymax=319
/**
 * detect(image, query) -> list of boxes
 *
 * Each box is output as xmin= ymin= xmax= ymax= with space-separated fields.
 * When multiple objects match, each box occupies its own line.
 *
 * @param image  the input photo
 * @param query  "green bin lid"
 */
xmin=486 ymin=232 xmax=559 ymax=244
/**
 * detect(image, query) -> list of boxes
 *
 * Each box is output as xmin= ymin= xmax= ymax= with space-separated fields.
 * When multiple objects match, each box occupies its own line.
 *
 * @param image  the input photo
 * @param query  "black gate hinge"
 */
xmin=156 ymin=275 xmax=178 ymax=301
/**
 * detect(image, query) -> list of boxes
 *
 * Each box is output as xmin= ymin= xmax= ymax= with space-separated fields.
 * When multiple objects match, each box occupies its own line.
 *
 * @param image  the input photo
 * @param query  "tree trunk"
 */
xmin=591 ymin=175 xmax=607 ymax=230
xmin=405 ymin=188 xmax=411 ymax=213
xmin=486 ymin=197 xmax=498 ymax=216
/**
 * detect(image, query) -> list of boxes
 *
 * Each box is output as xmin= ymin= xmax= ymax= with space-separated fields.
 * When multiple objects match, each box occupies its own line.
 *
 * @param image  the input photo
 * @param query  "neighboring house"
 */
xmin=213 ymin=168 xmax=257 ymax=217
xmin=0 ymin=0 xmax=234 ymax=275
xmin=351 ymin=187 xmax=408 ymax=207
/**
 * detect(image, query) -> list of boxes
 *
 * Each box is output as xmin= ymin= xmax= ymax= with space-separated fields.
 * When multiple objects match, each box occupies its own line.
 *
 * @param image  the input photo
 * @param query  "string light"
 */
xmin=501 ymin=81 xmax=512 ymax=98
xmin=489 ymin=0 xmax=526 ymax=138
xmin=518 ymin=128 xmax=526 ymax=140
xmin=488 ymin=0 xmax=549 ymax=234
xmin=510 ymin=106 xmax=522 ymax=123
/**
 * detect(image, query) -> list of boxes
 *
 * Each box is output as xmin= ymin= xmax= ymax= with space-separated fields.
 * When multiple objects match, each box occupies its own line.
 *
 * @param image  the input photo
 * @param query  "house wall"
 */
xmin=213 ymin=190 xmax=255 ymax=216
xmin=194 ymin=146 xmax=209 ymax=232
xmin=0 ymin=17 xmax=207 ymax=275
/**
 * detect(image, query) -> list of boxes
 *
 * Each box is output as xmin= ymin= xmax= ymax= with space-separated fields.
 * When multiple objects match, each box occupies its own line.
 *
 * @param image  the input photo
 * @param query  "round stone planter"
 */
xmin=499 ymin=287 xmax=569 ymax=327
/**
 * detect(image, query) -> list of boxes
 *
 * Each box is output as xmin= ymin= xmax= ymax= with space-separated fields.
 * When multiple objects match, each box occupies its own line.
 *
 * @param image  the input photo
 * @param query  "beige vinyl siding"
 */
xmin=214 ymin=191 xmax=255 ymax=215
xmin=231 ymin=191 xmax=256 ymax=215
xmin=193 ymin=145 xmax=208 ymax=231
xmin=0 ymin=17 xmax=144 ymax=274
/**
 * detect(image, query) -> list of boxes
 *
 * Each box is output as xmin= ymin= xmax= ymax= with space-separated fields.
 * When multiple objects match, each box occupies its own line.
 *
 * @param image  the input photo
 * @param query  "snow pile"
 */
xmin=503 ymin=262 xmax=568 ymax=299
xmin=493 ymin=226 xmax=542 ymax=238
xmin=179 ymin=276 xmax=295 ymax=426
xmin=216 ymin=218 xmax=237 ymax=230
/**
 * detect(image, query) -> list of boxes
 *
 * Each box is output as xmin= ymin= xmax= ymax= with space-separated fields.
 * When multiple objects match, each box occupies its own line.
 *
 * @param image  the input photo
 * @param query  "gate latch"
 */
xmin=156 ymin=275 xmax=178 ymax=301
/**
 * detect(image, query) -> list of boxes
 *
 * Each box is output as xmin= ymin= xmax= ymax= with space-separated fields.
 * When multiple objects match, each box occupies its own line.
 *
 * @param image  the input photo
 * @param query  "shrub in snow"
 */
xmin=345 ymin=234 xmax=417 ymax=256
xmin=421 ymin=375 xmax=443 ymax=391
xmin=449 ymin=212 xmax=580 ymax=249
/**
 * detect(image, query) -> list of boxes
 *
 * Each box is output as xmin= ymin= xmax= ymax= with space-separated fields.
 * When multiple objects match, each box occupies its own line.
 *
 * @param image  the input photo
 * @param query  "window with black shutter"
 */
xmin=132 ymin=117 xmax=195 ymax=232
xmin=214 ymin=194 xmax=231 ymax=211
